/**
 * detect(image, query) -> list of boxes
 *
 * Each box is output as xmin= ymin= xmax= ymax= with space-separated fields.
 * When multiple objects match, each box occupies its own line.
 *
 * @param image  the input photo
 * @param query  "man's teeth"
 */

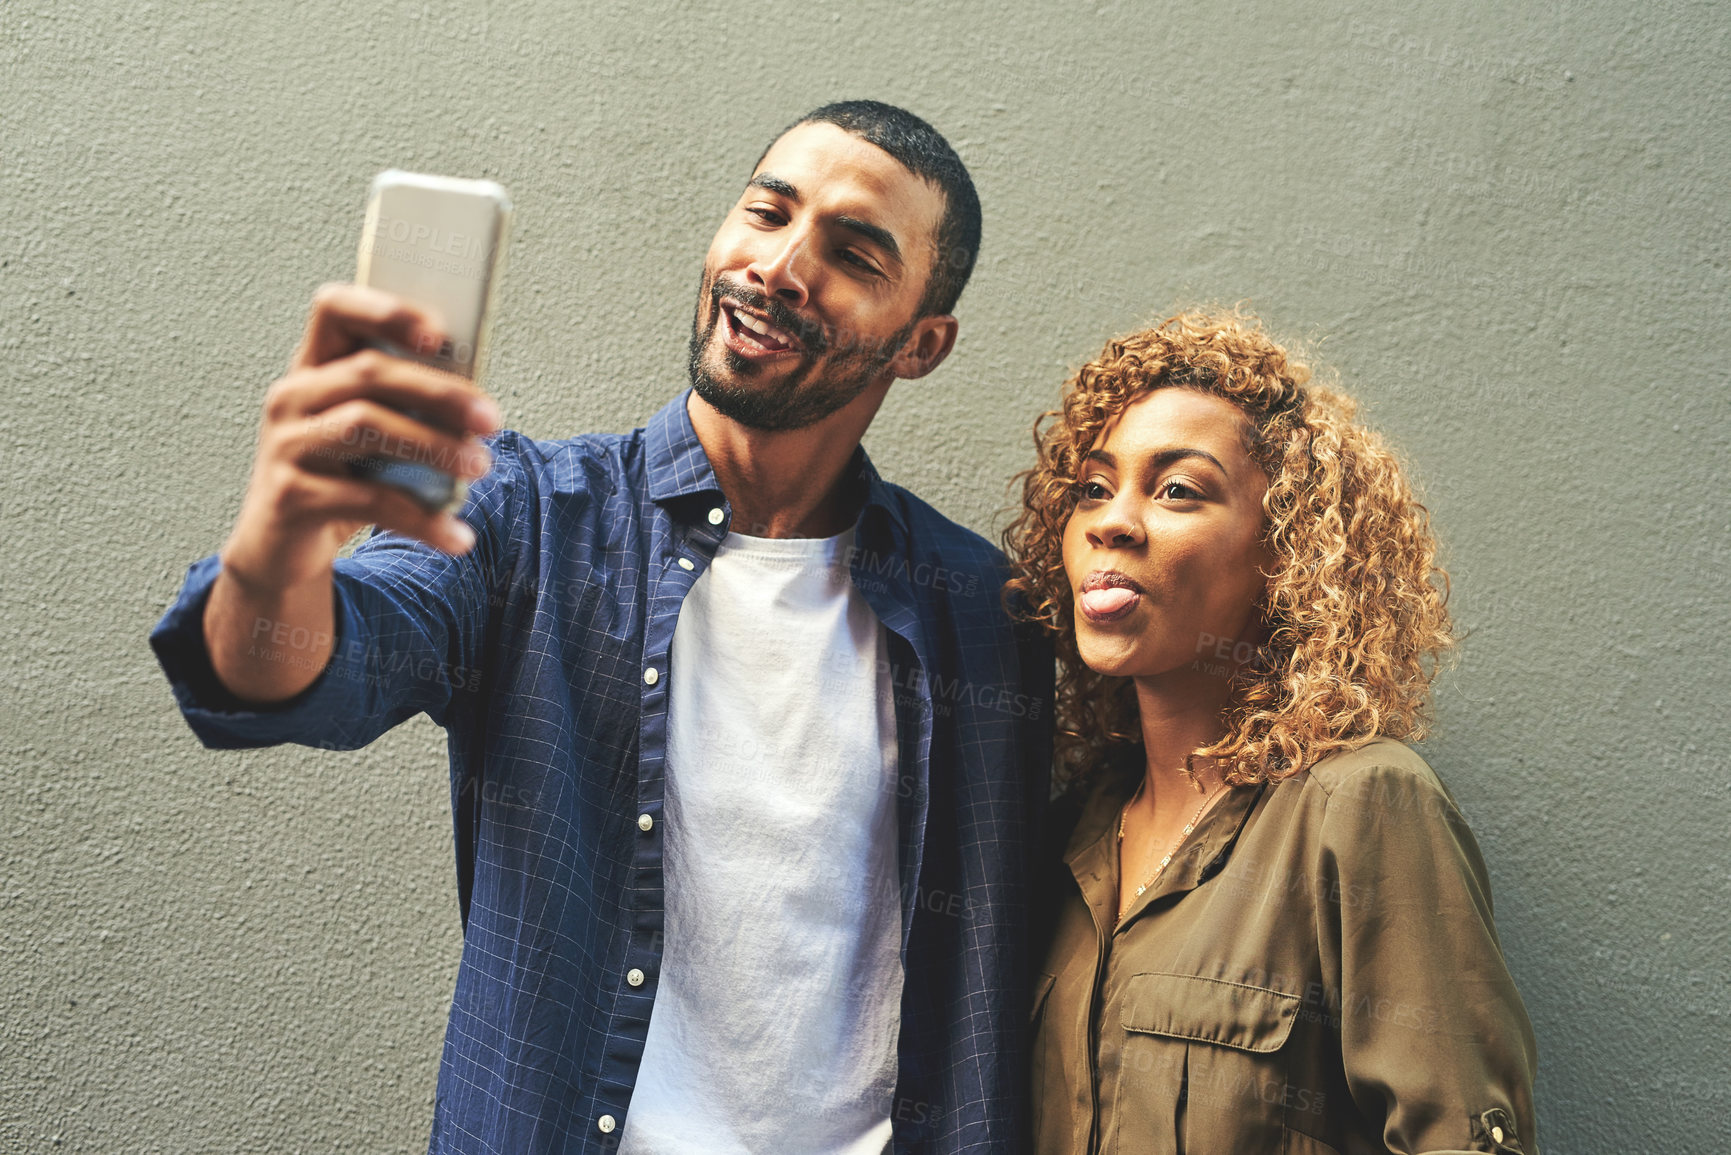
xmin=730 ymin=306 xmax=790 ymax=346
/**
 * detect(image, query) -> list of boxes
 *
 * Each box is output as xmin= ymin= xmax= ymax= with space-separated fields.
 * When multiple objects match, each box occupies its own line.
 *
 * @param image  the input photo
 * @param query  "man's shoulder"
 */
xmin=860 ymin=480 xmax=1016 ymax=612
xmin=484 ymin=426 xmax=648 ymax=493
xmin=872 ymin=479 xmax=1005 ymax=569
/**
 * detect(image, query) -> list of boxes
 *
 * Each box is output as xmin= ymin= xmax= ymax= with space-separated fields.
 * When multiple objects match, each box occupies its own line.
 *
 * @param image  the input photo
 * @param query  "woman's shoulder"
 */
xmin=1285 ymin=737 xmax=1450 ymax=799
xmin=1271 ymin=738 xmax=1477 ymax=849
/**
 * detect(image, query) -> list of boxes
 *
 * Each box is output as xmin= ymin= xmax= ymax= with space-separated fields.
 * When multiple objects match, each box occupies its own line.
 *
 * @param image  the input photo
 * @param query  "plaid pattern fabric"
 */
xmin=150 ymin=388 xmax=1054 ymax=1154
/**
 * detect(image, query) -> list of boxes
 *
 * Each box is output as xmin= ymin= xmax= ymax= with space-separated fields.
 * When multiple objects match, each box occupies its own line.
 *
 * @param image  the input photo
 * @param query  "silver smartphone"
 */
xmin=350 ymin=169 xmax=512 ymax=512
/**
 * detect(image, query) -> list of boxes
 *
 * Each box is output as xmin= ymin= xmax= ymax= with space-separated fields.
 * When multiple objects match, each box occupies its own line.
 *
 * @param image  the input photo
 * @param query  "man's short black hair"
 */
xmin=755 ymin=100 xmax=981 ymax=318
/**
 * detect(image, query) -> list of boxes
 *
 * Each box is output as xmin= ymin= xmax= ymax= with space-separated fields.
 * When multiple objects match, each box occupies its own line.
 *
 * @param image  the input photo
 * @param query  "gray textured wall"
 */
xmin=3 ymin=1 xmax=1726 ymax=1151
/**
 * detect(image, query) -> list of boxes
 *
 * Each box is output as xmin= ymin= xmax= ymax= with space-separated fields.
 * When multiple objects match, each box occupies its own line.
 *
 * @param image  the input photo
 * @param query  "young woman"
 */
xmin=1004 ymin=308 xmax=1539 ymax=1155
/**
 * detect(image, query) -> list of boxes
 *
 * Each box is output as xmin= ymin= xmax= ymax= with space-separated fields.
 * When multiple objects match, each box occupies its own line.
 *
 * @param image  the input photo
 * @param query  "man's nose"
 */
xmin=746 ymin=230 xmax=811 ymax=309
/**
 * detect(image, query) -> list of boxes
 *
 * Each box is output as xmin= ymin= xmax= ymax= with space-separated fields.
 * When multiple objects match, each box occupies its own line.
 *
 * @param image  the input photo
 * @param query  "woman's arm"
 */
xmin=1315 ymin=755 xmax=1540 ymax=1154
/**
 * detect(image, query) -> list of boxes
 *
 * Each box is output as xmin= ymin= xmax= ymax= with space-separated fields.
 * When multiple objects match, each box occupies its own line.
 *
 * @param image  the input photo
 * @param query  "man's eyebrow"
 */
xmin=746 ymin=173 xmax=800 ymax=200
xmin=1083 ymin=446 xmax=1229 ymax=476
xmin=743 ymin=174 xmax=904 ymax=267
xmin=833 ymin=215 xmax=902 ymax=265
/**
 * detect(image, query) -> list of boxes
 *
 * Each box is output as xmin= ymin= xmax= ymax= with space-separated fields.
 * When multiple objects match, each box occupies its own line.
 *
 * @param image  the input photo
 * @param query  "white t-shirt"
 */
xmin=617 ymin=524 xmax=903 ymax=1155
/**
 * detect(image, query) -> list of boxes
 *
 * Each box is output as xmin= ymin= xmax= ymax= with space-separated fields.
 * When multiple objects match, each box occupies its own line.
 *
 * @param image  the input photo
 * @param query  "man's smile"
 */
xmin=720 ymin=298 xmax=802 ymax=357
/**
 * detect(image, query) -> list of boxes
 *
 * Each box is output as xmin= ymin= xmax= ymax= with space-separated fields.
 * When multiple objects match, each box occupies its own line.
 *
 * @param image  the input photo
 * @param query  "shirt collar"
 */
xmin=1063 ymin=749 xmax=1266 ymax=932
xmin=644 ymin=387 xmax=910 ymax=536
xmin=851 ymin=439 xmax=910 ymax=538
xmin=645 ymin=387 xmax=725 ymax=505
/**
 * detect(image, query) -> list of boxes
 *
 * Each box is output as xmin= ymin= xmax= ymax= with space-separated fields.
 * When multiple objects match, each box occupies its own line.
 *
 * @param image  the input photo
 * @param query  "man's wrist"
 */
xmin=215 ymin=538 xmax=335 ymax=600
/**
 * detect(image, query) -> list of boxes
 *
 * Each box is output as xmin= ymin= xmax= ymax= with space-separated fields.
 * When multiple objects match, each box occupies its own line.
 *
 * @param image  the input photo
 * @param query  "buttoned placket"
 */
xmin=591 ymin=461 xmax=938 ymax=1146
xmin=1062 ymin=777 xmax=1264 ymax=1155
xmin=1065 ymin=790 xmax=1126 ymax=1155
xmin=596 ymin=497 xmax=730 ymax=1142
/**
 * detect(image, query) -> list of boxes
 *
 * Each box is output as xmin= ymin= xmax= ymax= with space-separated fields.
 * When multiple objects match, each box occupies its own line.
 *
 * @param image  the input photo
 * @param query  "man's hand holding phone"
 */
xmin=204 ymin=284 xmax=500 ymax=703
xmin=226 ymin=282 xmax=499 ymax=582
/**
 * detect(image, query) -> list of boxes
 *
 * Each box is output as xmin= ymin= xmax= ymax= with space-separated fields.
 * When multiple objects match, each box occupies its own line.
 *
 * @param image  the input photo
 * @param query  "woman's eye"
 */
xmin=1160 ymin=480 xmax=1200 ymax=500
xmin=1074 ymin=480 xmax=1109 ymax=502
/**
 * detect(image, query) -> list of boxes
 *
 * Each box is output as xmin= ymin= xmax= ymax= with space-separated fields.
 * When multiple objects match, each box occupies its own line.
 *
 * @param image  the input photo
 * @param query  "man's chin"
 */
xmin=695 ymin=349 xmax=790 ymax=398
xmin=689 ymin=368 xmax=798 ymax=432
xmin=687 ymin=322 xmax=875 ymax=433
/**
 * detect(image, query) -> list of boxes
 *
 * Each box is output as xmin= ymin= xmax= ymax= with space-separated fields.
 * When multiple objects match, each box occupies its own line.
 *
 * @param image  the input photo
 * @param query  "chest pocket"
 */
xmin=1121 ymin=971 xmax=1298 ymax=1051
xmin=1111 ymin=973 xmax=1302 ymax=1155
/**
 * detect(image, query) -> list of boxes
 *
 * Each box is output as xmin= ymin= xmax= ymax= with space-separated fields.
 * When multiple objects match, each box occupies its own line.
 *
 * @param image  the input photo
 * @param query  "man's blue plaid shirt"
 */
xmin=150 ymin=388 xmax=1054 ymax=1154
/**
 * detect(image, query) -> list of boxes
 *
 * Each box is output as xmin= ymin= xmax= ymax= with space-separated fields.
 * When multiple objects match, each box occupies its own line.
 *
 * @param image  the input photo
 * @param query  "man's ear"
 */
xmin=888 ymin=314 xmax=958 ymax=380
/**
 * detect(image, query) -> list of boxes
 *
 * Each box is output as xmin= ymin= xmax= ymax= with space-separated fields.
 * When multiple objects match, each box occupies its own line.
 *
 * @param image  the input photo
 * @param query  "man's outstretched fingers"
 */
xmin=290 ymin=471 xmax=479 ymax=555
xmin=268 ymin=349 xmax=498 ymax=439
xmin=291 ymin=397 xmax=492 ymax=483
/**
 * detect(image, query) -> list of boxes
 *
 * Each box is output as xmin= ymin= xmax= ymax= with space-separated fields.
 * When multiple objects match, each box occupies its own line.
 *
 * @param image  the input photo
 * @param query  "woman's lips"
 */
xmin=1079 ymin=586 xmax=1141 ymax=622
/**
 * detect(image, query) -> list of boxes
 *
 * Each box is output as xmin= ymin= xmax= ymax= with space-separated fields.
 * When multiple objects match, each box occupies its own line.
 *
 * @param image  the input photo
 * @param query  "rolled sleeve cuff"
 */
xmin=148 ymin=554 xmax=375 ymax=750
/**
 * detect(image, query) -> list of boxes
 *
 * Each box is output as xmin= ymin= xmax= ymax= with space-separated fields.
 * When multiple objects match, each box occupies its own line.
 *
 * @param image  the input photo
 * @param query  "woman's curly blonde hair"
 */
xmin=1002 ymin=306 xmax=1455 ymax=791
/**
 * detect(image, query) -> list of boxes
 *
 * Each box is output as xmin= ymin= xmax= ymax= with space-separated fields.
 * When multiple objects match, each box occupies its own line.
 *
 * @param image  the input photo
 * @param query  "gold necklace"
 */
xmin=1116 ymin=778 xmax=1225 ymax=923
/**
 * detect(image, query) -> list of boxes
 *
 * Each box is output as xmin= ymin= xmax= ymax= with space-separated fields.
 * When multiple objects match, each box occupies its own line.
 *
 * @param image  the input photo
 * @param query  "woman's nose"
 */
xmin=1087 ymin=505 xmax=1141 ymax=549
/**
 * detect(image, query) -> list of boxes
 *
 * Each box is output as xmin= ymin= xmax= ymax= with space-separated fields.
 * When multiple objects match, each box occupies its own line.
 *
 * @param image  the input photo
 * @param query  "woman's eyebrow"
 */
xmin=1084 ymin=446 xmax=1229 ymax=476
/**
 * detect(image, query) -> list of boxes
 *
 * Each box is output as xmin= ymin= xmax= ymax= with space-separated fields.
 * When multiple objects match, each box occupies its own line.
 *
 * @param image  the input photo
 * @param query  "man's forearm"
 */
xmin=204 ymin=567 xmax=337 ymax=703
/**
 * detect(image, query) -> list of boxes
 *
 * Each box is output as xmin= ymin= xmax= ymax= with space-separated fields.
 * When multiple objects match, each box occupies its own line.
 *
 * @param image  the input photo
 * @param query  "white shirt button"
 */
xmin=707 ymin=506 xmax=725 ymax=525
xmin=637 ymin=813 xmax=654 ymax=832
xmin=597 ymin=1114 xmax=616 ymax=1134
xmin=677 ymin=556 xmax=695 ymax=571
xmin=626 ymin=968 xmax=645 ymax=987
xmin=643 ymin=666 xmax=659 ymax=685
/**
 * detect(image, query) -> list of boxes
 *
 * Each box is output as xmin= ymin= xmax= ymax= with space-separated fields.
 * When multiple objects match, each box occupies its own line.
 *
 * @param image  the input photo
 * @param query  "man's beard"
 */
xmin=686 ymin=270 xmax=915 ymax=432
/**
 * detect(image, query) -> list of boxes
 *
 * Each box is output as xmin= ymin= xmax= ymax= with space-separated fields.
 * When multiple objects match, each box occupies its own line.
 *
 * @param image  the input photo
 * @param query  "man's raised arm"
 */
xmin=203 ymin=283 xmax=499 ymax=703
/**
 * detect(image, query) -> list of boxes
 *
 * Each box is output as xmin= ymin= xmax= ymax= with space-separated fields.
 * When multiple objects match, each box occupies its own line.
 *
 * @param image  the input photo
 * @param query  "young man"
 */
xmin=150 ymin=101 xmax=1051 ymax=1154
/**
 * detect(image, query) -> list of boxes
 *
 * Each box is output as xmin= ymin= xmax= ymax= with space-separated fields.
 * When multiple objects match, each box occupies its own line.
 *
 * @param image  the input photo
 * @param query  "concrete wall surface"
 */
xmin=3 ymin=1 xmax=1726 ymax=1151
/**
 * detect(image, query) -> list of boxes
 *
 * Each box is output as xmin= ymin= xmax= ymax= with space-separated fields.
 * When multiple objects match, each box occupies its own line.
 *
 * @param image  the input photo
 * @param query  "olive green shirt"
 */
xmin=1031 ymin=739 xmax=1538 ymax=1155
